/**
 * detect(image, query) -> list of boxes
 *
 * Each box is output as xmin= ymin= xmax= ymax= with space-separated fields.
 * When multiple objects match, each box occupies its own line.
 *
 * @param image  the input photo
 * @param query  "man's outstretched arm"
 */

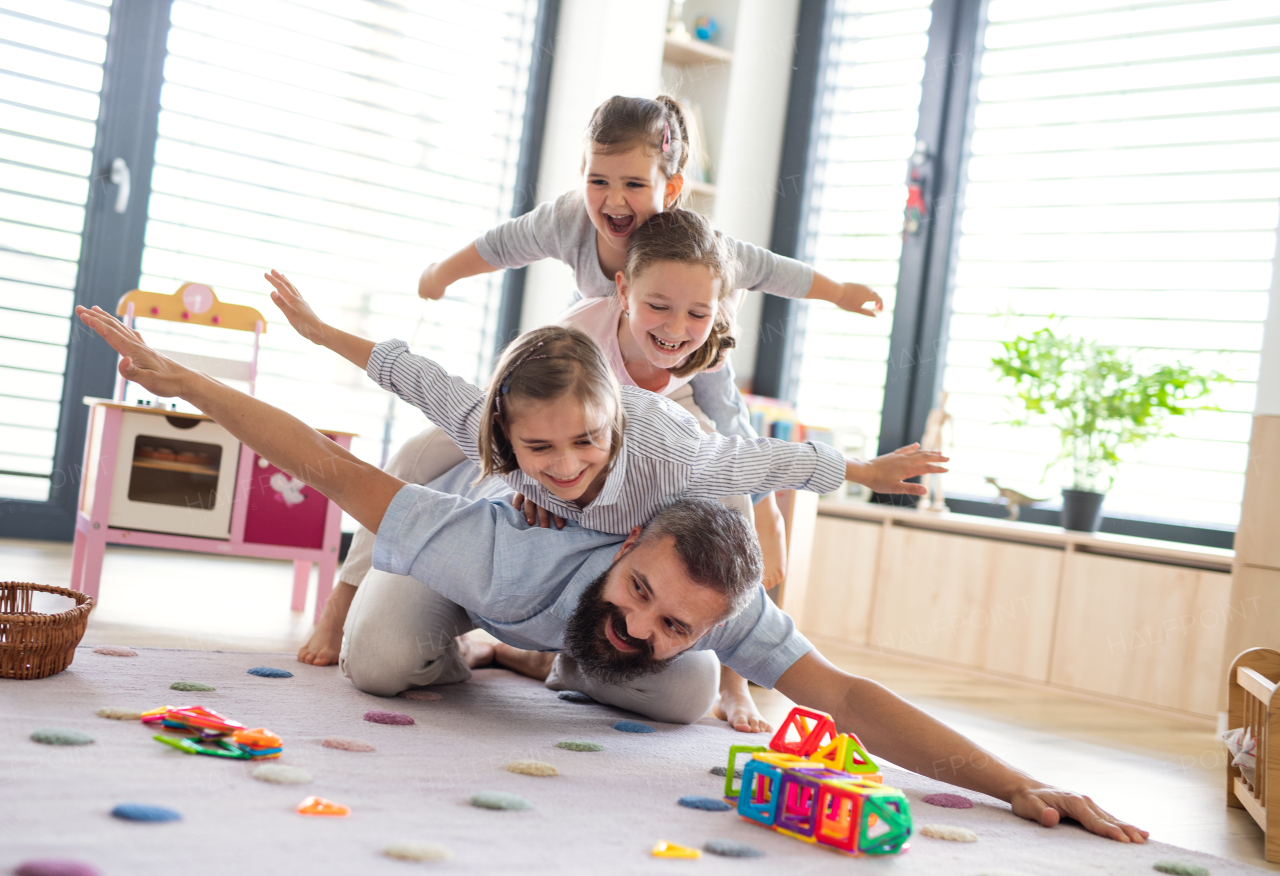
xmin=76 ymin=305 xmax=403 ymax=534
xmin=774 ymin=650 xmax=1149 ymax=844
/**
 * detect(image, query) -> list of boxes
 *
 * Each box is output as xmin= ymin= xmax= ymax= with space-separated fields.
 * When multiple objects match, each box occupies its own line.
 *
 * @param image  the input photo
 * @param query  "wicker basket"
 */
xmin=0 ymin=582 xmax=94 ymax=679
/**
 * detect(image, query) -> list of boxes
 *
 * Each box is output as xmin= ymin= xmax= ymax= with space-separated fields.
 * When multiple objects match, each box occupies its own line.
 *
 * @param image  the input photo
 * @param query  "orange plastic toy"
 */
xmin=297 ymin=796 xmax=350 ymax=817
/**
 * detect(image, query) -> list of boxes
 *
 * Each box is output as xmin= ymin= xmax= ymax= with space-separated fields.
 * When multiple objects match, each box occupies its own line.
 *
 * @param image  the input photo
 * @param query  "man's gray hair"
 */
xmin=638 ymin=498 xmax=762 ymax=618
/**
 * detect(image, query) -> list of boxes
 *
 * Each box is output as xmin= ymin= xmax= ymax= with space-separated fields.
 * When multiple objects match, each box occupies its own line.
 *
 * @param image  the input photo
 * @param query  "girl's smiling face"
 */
xmin=503 ymin=393 xmax=614 ymax=506
xmin=584 ymin=144 xmax=682 ymax=268
xmin=616 ymin=260 xmax=722 ymax=372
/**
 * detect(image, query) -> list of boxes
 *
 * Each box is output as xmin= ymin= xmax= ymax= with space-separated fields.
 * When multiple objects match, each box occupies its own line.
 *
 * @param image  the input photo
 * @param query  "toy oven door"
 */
xmin=107 ymin=410 xmax=241 ymax=539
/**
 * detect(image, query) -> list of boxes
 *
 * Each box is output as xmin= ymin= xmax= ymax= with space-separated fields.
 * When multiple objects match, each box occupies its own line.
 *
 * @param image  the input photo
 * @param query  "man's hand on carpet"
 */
xmin=1010 ymin=786 xmax=1148 ymax=844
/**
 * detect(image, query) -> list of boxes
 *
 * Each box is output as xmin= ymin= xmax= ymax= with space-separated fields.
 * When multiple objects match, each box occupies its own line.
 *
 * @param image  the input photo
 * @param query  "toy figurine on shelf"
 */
xmin=917 ymin=391 xmax=953 ymax=513
xmin=984 ymin=477 xmax=1047 ymax=521
xmin=666 ymin=0 xmax=689 ymax=40
xmin=721 ymin=706 xmax=913 ymax=856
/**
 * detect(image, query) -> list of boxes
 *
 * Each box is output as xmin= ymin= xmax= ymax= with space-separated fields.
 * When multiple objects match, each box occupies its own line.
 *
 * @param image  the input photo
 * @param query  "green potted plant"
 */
xmin=991 ymin=323 xmax=1227 ymax=532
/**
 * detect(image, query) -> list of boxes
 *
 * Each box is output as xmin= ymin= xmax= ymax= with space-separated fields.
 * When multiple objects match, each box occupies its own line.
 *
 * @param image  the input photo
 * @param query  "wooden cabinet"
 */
xmin=801 ymin=501 xmax=1236 ymax=718
xmin=872 ymin=527 xmax=1062 ymax=681
xmin=1050 ymin=552 xmax=1232 ymax=716
xmin=802 ymin=516 xmax=881 ymax=645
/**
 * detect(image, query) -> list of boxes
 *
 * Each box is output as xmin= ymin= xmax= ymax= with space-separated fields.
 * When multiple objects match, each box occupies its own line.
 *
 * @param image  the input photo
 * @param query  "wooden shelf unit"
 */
xmin=662 ymin=34 xmax=732 ymax=66
xmin=796 ymin=499 xmax=1235 ymax=720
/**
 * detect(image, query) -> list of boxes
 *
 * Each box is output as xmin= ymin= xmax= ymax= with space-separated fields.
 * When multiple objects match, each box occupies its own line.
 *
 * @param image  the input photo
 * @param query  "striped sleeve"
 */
xmin=619 ymin=389 xmax=846 ymax=500
xmin=365 ymin=339 xmax=485 ymax=463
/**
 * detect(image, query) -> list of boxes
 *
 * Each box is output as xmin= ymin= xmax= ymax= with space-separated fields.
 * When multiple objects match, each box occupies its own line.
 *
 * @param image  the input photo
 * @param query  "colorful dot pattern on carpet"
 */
xmin=384 ymin=842 xmax=452 ymax=862
xmin=507 ymin=760 xmax=558 ymax=776
xmin=92 ymin=646 xmax=136 ymax=657
xmin=709 ymin=765 xmax=742 ymax=778
xmin=169 ymin=681 xmax=215 ymax=692
xmin=470 ymin=791 xmax=531 ymax=811
xmin=556 ymin=741 xmax=603 ymax=751
xmin=704 ymin=839 xmax=763 ymax=858
xmin=613 ymin=720 xmax=654 ymax=733
xmin=15 ymin=860 xmax=101 ymax=876
xmin=398 ymin=689 xmax=443 ymax=701
xmin=246 ymin=666 xmax=292 ymax=678
xmin=111 ymin=803 xmax=181 ymax=822
xmin=920 ymin=824 xmax=977 ymax=842
xmin=557 ymin=691 xmax=595 ymax=704
xmin=678 ymin=795 xmax=732 ymax=811
xmin=923 ymin=792 xmax=973 ymax=809
xmin=322 ymin=737 xmax=375 ymax=752
xmin=1154 ymin=863 xmax=1210 ymax=876
xmin=252 ymin=764 xmax=313 ymax=785
xmin=96 ymin=707 xmax=141 ymax=721
xmin=363 ymin=709 xmax=414 ymax=725
xmin=31 ymin=728 xmax=93 ymax=746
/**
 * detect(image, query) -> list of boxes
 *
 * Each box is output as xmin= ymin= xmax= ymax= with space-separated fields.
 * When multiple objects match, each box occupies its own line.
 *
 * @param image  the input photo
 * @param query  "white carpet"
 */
xmin=0 ymin=646 xmax=1266 ymax=875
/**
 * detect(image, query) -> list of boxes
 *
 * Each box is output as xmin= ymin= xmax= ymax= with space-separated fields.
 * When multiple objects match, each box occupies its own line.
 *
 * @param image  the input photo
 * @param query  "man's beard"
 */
xmin=563 ymin=570 xmax=675 ymax=686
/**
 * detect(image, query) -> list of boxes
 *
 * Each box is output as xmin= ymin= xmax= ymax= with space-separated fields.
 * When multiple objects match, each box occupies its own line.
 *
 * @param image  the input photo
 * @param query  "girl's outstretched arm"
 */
xmin=75 ymin=306 xmax=403 ymax=534
xmin=418 ymin=242 xmax=500 ymax=300
xmin=266 ymin=270 xmax=375 ymax=371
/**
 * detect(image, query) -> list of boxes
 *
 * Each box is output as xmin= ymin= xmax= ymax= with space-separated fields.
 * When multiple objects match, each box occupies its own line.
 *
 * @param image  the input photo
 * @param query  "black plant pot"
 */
xmin=1061 ymin=488 xmax=1106 ymax=533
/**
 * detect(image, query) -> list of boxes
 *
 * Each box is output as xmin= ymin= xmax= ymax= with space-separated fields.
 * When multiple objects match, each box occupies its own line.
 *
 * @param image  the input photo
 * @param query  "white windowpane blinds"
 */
xmin=0 ymin=0 xmax=112 ymax=502
xmin=134 ymin=0 xmax=537 ymax=467
xmin=793 ymin=0 xmax=932 ymax=452
xmin=941 ymin=0 xmax=1279 ymax=528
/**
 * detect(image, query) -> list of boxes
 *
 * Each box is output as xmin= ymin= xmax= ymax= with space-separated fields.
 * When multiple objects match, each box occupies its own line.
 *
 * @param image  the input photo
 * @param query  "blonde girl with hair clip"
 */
xmin=266 ymin=270 xmax=946 ymax=729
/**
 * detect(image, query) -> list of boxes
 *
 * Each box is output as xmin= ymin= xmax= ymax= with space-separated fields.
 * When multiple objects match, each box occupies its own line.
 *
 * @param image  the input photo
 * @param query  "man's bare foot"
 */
xmin=492 ymin=643 xmax=556 ymax=681
xmin=457 ymin=634 xmax=496 ymax=669
xmin=297 ymin=582 xmax=356 ymax=666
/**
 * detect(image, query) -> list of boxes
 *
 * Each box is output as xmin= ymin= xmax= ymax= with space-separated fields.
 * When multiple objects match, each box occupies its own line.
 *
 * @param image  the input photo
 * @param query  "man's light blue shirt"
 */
xmin=371 ymin=467 xmax=813 ymax=689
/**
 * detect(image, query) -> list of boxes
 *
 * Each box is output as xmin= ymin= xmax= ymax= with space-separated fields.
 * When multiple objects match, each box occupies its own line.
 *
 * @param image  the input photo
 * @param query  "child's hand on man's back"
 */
xmin=265 ymin=270 xmax=330 ymax=345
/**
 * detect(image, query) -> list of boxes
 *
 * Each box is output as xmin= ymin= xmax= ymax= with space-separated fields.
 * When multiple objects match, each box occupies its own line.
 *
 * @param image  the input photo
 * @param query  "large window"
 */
xmin=133 ymin=0 xmax=538 ymax=466
xmin=793 ymin=0 xmax=934 ymax=454
xmin=789 ymin=0 xmax=1279 ymax=535
xmin=941 ymin=0 xmax=1279 ymax=528
xmin=0 ymin=0 xmax=541 ymax=523
xmin=0 ymin=0 xmax=113 ymax=502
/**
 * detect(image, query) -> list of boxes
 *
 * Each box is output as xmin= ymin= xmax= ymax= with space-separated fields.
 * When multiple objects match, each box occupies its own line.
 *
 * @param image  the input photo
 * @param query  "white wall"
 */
xmin=518 ymin=0 xmax=668 ymax=333
xmin=518 ymin=0 xmax=803 ymax=394
xmin=712 ymin=0 xmax=802 ymax=385
xmin=1257 ymin=212 xmax=1280 ymax=416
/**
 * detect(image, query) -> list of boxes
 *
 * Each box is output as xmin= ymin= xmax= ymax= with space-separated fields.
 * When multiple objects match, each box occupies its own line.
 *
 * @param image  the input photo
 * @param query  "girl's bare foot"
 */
xmin=713 ymin=688 xmax=772 ymax=733
xmin=457 ymin=633 xmax=496 ymax=668
xmin=714 ymin=665 xmax=772 ymax=733
xmin=492 ymin=643 xmax=557 ymax=681
xmin=297 ymin=582 xmax=356 ymax=666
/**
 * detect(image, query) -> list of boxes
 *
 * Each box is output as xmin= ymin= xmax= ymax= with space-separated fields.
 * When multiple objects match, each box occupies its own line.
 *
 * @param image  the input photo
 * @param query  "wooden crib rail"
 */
xmin=1226 ymin=647 xmax=1280 ymax=863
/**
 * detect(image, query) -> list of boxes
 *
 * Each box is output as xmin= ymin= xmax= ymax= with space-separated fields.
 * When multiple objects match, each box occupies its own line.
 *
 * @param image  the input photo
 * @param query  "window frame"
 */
xmin=758 ymin=0 xmax=1237 ymax=549
xmin=0 ymin=0 xmax=558 ymax=541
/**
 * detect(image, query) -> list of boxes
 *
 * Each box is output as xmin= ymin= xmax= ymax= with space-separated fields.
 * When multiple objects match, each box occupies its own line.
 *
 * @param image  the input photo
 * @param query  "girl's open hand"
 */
xmin=76 ymin=305 xmax=192 ymax=398
xmin=851 ymin=443 xmax=949 ymax=495
xmin=510 ymin=492 xmax=565 ymax=529
xmin=835 ymin=283 xmax=883 ymax=317
xmin=265 ymin=270 xmax=330 ymax=345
